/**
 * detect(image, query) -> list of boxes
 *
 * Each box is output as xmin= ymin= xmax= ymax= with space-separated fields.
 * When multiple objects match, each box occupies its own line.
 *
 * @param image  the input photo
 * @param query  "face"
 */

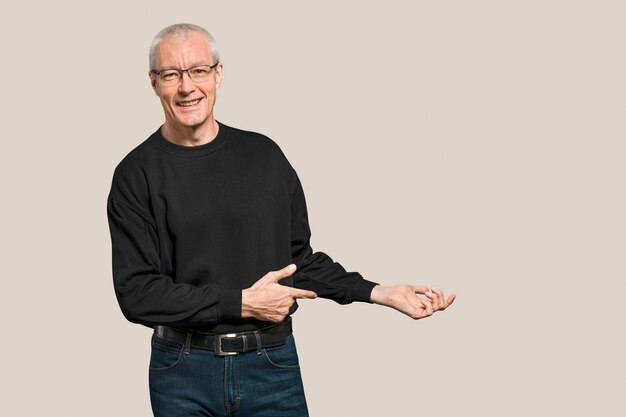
xmin=150 ymin=31 xmax=223 ymax=133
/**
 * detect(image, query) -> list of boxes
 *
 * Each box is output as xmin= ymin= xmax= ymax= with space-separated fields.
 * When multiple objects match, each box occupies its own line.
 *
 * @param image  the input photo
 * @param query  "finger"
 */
xmin=424 ymin=291 xmax=439 ymax=310
xmin=444 ymin=293 xmax=456 ymax=308
xmin=424 ymin=291 xmax=436 ymax=301
xmin=288 ymin=288 xmax=317 ymax=299
xmin=425 ymin=301 xmax=433 ymax=316
xmin=411 ymin=285 xmax=430 ymax=294
xmin=410 ymin=306 xmax=428 ymax=320
xmin=431 ymin=287 xmax=445 ymax=310
xmin=422 ymin=299 xmax=433 ymax=316
xmin=268 ymin=264 xmax=297 ymax=282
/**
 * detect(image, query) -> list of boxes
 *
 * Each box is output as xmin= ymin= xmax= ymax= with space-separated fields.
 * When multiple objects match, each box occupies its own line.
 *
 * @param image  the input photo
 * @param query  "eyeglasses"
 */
xmin=150 ymin=63 xmax=220 ymax=85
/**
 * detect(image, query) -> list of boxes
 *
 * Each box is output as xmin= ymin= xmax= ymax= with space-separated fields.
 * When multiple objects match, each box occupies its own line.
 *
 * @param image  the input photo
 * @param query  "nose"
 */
xmin=178 ymin=71 xmax=196 ymax=94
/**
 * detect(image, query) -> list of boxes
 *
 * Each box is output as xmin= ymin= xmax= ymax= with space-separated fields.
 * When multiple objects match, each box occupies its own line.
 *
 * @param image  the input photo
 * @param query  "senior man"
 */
xmin=107 ymin=23 xmax=455 ymax=417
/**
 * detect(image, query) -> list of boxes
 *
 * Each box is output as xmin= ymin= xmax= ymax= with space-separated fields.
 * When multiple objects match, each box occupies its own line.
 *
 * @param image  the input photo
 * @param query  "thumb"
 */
xmin=270 ymin=263 xmax=297 ymax=282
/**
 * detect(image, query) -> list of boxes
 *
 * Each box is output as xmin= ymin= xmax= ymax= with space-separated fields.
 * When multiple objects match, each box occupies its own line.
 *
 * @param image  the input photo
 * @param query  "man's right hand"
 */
xmin=241 ymin=264 xmax=317 ymax=322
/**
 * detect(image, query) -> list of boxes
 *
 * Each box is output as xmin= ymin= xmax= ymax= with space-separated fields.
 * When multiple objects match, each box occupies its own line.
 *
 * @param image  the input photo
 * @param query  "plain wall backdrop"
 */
xmin=1 ymin=1 xmax=624 ymax=416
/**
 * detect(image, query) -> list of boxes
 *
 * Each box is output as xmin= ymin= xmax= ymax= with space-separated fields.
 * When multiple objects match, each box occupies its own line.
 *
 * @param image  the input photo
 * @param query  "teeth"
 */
xmin=179 ymin=99 xmax=201 ymax=107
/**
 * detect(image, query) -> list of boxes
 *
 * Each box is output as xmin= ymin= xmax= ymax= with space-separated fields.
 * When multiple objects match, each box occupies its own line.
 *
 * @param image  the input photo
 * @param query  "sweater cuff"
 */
xmin=219 ymin=288 xmax=242 ymax=320
xmin=350 ymin=279 xmax=379 ymax=303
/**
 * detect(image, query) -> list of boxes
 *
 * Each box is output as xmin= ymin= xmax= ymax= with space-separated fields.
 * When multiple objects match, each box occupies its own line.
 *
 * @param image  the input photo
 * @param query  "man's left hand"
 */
xmin=370 ymin=284 xmax=456 ymax=320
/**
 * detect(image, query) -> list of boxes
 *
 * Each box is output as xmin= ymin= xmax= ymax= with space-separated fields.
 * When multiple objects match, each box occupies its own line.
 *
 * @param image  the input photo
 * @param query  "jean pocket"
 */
xmin=149 ymin=334 xmax=185 ymax=372
xmin=262 ymin=335 xmax=300 ymax=370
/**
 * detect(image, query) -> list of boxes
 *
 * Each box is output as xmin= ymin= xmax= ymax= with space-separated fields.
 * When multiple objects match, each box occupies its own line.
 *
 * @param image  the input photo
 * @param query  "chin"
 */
xmin=177 ymin=115 xmax=209 ymax=128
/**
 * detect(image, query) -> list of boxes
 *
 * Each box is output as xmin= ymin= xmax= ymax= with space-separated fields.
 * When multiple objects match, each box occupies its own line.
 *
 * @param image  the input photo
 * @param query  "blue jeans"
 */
xmin=149 ymin=332 xmax=309 ymax=417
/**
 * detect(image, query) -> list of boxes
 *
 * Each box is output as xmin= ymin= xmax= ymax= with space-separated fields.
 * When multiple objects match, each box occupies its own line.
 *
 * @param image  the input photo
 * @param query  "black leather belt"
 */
xmin=154 ymin=317 xmax=292 ymax=356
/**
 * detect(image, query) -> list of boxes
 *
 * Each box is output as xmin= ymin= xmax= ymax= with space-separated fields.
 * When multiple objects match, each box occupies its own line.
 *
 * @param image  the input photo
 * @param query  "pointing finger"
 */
xmin=288 ymin=288 xmax=317 ymax=299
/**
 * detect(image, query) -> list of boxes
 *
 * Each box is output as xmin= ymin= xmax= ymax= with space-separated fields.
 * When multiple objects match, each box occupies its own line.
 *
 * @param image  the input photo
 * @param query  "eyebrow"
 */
xmin=157 ymin=62 xmax=214 ymax=70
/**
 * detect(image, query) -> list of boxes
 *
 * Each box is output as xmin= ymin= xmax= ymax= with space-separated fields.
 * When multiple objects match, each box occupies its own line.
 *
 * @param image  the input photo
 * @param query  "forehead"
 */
xmin=154 ymin=31 xmax=213 ymax=68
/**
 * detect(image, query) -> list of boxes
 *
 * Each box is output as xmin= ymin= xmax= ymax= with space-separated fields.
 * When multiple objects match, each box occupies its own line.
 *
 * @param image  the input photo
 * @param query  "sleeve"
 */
xmin=289 ymin=168 xmax=378 ymax=304
xmin=106 ymin=165 xmax=241 ymax=328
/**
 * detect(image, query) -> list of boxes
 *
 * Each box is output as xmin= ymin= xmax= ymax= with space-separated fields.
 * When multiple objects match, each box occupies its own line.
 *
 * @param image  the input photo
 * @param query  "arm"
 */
xmin=288 ymin=168 xmax=379 ymax=303
xmin=107 ymin=167 xmax=241 ymax=328
xmin=287 ymin=166 xmax=456 ymax=319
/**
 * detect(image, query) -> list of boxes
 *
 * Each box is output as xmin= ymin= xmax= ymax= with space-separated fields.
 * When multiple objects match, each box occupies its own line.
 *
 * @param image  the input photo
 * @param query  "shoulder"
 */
xmin=221 ymin=122 xmax=300 ymax=181
xmin=222 ymin=122 xmax=285 ymax=155
xmin=108 ymin=130 xmax=160 ymax=201
xmin=221 ymin=122 xmax=296 ymax=171
xmin=112 ymin=127 xmax=167 ymax=175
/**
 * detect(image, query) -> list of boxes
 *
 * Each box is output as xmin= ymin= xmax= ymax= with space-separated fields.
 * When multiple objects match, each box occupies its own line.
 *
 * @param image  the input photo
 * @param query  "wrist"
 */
xmin=241 ymin=289 xmax=254 ymax=319
xmin=370 ymin=285 xmax=389 ymax=305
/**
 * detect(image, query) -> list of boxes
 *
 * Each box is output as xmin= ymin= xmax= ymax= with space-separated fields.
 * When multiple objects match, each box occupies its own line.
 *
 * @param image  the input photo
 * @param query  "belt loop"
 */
xmin=184 ymin=332 xmax=192 ymax=355
xmin=254 ymin=331 xmax=263 ymax=355
xmin=242 ymin=333 xmax=248 ymax=353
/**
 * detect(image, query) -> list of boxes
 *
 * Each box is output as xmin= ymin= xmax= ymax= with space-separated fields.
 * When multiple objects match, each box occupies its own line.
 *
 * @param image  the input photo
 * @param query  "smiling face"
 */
xmin=150 ymin=31 xmax=223 ymax=139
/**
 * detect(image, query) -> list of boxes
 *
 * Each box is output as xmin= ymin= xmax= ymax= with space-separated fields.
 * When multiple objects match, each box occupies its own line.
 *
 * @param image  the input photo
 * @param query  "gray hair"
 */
xmin=149 ymin=23 xmax=220 ymax=69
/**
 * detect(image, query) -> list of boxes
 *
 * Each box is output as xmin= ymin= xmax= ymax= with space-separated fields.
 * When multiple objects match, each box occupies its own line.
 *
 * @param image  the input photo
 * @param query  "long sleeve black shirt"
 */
xmin=107 ymin=122 xmax=378 ymax=333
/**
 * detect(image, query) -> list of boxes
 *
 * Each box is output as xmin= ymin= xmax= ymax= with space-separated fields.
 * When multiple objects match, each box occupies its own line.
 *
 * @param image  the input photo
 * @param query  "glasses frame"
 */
xmin=150 ymin=62 xmax=220 ymax=84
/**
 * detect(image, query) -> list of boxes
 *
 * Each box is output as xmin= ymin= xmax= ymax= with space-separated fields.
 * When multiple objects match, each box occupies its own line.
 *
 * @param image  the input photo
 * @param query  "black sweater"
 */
xmin=107 ymin=122 xmax=378 ymax=333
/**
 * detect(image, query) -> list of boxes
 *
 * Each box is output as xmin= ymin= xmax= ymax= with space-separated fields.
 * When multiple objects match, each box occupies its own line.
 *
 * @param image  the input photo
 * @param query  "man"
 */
xmin=107 ymin=23 xmax=455 ymax=417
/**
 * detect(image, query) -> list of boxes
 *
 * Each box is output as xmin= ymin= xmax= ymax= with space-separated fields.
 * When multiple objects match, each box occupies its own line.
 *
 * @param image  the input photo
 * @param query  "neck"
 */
xmin=161 ymin=117 xmax=219 ymax=147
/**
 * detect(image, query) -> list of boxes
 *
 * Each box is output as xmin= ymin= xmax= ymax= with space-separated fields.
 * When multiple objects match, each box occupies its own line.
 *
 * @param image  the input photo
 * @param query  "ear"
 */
xmin=214 ymin=62 xmax=224 ymax=89
xmin=149 ymin=71 xmax=159 ymax=95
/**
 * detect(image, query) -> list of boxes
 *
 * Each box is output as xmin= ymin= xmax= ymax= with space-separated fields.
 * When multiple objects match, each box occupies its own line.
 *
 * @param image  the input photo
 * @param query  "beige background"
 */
xmin=1 ymin=1 xmax=624 ymax=416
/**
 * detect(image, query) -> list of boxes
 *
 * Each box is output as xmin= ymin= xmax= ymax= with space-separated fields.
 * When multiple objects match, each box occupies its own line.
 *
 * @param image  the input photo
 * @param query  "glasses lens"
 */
xmin=159 ymin=70 xmax=181 ymax=84
xmin=188 ymin=66 xmax=212 ymax=82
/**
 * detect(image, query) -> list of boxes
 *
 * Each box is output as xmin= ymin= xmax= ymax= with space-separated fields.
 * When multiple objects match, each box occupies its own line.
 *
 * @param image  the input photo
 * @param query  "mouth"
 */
xmin=177 ymin=98 xmax=202 ymax=107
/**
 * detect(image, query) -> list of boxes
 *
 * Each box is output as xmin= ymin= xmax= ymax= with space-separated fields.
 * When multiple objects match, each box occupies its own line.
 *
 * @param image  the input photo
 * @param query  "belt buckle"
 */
xmin=215 ymin=333 xmax=239 ymax=356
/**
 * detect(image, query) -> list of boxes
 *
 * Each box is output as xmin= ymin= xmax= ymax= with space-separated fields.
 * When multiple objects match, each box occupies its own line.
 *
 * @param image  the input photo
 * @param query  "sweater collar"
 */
xmin=149 ymin=121 xmax=228 ymax=157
